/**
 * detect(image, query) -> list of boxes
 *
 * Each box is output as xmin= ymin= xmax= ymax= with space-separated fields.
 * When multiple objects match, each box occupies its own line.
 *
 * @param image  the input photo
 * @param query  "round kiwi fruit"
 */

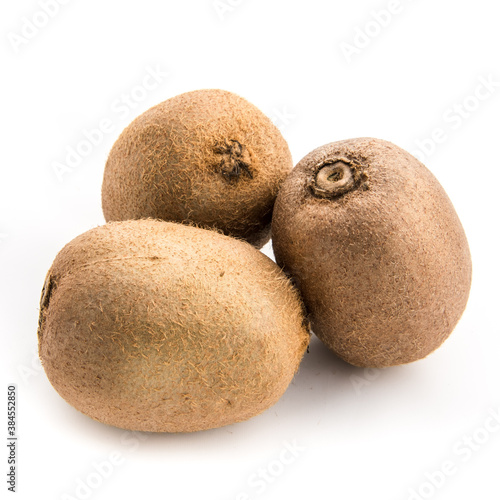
xmin=38 ymin=220 xmax=309 ymax=432
xmin=101 ymin=89 xmax=293 ymax=248
xmin=272 ymin=138 xmax=472 ymax=368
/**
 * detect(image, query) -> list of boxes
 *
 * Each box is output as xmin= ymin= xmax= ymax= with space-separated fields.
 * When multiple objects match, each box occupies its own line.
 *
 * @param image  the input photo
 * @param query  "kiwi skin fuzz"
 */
xmin=37 ymin=220 xmax=310 ymax=433
xmin=102 ymin=89 xmax=293 ymax=248
xmin=272 ymin=138 xmax=472 ymax=368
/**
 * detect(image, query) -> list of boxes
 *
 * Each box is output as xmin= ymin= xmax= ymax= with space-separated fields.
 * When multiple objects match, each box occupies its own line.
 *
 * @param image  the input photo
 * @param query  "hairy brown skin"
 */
xmin=38 ymin=220 xmax=310 ymax=432
xmin=102 ymin=89 xmax=293 ymax=248
xmin=272 ymin=138 xmax=472 ymax=367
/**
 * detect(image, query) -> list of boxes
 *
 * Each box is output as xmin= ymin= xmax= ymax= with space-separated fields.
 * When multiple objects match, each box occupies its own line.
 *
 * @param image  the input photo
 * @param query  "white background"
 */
xmin=1 ymin=1 xmax=499 ymax=499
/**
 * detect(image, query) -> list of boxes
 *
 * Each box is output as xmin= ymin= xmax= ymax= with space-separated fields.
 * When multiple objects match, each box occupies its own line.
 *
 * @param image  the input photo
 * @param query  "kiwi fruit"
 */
xmin=272 ymin=138 xmax=472 ymax=368
xmin=101 ymin=89 xmax=293 ymax=248
xmin=38 ymin=220 xmax=309 ymax=432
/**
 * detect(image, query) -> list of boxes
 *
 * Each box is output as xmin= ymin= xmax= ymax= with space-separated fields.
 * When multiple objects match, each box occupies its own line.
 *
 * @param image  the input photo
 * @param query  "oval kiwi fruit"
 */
xmin=272 ymin=138 xmax=472 ymax=368
xmin=101 ymin=89 xmax=293 ymax=248
xmin=37 ymin=220 xmax=309 ymax=432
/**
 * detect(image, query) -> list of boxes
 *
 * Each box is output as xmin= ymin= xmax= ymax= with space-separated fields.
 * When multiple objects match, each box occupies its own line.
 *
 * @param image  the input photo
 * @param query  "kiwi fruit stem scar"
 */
xmin=310 ymin=157 xmax=365 ymax=198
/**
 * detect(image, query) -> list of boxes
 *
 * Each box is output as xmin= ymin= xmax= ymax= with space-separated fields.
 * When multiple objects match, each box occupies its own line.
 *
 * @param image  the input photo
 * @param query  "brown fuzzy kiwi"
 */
xmin=272 ymin=138 xmax=472 ymax=368
xmin=101 ymin=89 xmax=293 ymax=248
xmin=38 ymin=220 xmax=309 ymax=432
